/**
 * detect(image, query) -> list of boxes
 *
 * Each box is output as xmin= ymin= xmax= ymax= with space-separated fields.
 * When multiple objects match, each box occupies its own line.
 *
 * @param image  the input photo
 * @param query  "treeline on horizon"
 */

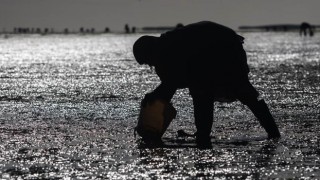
xmin=1 ymin=22 xmax=319 ymax=34
xmin=0 ymin=23 xmax=181 ymax=34
xmin=239 ymin=23 xmax=319 ymax=32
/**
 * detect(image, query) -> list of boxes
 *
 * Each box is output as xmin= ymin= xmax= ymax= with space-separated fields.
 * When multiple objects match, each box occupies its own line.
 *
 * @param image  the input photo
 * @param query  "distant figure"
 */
xmin=133 ymin=21 xmax=281 ymax=147
xmin=64 ymin=28 xmax=69 ymax=34
xmin=300 ymin=22 xmax=314 ymax=36
xmin=36 ymin=28 xmax=41 ymax=34
xmin=131 ymin=26 xmax=136 ymax=33
xmin=105 ymin=27 xmax=110 ymax=33
xmin=125 ymin=24 xmax=130 ymax=33
xmin=80 ymin=27 xmax=85 ymax=33
xmin=44 ymin=28 xmax=49 ymax=34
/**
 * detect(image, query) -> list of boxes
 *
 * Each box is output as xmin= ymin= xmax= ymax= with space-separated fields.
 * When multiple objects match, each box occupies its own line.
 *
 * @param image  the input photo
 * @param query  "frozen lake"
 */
xmin=0 ymin=32 xmax=319 ymax=179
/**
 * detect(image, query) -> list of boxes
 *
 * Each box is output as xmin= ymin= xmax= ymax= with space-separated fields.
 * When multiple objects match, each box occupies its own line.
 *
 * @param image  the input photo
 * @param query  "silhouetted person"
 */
xmin=132 ymin=27 xmax=136 ymax=33
xmin=80 ymin=27 xmax=85 ymax=33
xmin=36 ymin=28 xmax=41 ymax=34
xmin=105 ymin=27 xmax=110 ymax=33
xmin=91 ymin=28 xmax=95 ymax=34
xmin=300 ymin=22 xmax=314 ymax=36
xmin=133 ymin=21 xmax=281 ymax=147
xmin=64 ymin=28 xmax=69 ymax=34
xmin=125 ymin=24 xmax=130 ymax=33
xmin=44 ymin=28 xmax=49 ymax=34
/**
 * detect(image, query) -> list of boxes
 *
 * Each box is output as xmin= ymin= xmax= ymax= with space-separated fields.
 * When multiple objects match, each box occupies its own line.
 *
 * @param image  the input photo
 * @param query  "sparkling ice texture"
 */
xmin=0 ymin=32 xmax=319 ymax=179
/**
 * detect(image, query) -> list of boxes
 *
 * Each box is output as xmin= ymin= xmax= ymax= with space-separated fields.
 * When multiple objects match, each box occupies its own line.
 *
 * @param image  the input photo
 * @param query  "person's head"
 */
xmin=133 ymin=35 xmax=158 ymax=65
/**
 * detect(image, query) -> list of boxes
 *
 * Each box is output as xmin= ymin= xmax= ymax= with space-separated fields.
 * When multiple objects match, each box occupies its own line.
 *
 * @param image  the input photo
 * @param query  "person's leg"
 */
xmin=238 ymin=94 xmax=281 ymax=139
xmin=190 ymin=89 xmax=214 ymax=147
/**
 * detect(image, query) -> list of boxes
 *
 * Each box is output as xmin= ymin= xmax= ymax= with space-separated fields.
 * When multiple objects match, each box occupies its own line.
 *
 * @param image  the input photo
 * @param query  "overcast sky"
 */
xmin=0 ymin=0 xmax=319 ymax=32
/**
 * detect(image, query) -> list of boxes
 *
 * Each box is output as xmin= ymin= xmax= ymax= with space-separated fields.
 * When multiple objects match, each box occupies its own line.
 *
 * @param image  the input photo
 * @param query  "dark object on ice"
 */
xmin=133 ymin=21 xmax=281 ymax=147
xmin=300 ymin=22 xmax=314 ymax=36
xmin=177 ymin=130 xmax=195 ymax=137
xmin=135 ymin=98 xmax=177 ymax=142
xmin=177 ymin=129 xmax=212 ymax=148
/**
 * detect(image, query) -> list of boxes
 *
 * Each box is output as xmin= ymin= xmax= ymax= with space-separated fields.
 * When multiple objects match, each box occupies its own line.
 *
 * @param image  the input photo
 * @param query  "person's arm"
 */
xmin=142 ymin=82 xmax=177 ymax=107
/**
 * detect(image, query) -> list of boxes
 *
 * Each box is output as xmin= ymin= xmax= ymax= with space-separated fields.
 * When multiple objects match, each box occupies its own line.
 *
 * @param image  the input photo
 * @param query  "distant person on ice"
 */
xmin=133 ymin=21 xmax=281 ymax=146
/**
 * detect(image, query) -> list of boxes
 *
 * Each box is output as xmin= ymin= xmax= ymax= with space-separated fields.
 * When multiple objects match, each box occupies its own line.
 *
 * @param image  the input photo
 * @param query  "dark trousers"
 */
xmin=190 ymin=86 xmax=280 ymax=139
xmin=190 ymin=86 xmax=215 ymax=138
xmin=189 ymin=81 xmax=260 ymax=138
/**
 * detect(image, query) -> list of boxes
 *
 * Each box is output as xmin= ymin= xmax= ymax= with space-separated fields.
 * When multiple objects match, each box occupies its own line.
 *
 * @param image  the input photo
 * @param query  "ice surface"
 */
xmin=0 ymin=32 xmax=319 ymax=179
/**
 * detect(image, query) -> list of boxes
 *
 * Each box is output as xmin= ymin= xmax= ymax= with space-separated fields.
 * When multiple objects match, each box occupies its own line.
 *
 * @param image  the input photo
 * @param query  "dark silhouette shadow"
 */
xmin=80 ymin=27 xmax=85 ymax=33
xmin=44 ymin=28 xmax=49 ymax=34
xmin=90 ymin=28 xmax=95 ymax=34
xmin=64 ymin=28 xmax=69 ymax=34
xmin=124 ymin=24 xmax=130 ymax=33
xmin=131 ymin=26 xmax=136 ymax=33
xmin=133 ymin=21 xmax=281 ymax=146
xmin=36 ymin=28 xmax=41 ymax=34
xmin=300 ymin=22 xmax=314 ymax=36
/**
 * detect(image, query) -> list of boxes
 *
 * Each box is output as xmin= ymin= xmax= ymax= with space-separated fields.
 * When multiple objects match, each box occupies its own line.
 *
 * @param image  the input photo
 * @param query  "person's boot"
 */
xmin=194 ymin=120 xmax=213 ymax=148
xmin=195 ymin=132 xmax=212 ymax=149
xmin=249 ymin=100 xmax=281 ymax=139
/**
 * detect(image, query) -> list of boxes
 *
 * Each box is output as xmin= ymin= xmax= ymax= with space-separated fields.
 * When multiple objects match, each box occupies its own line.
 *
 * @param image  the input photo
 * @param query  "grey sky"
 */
xmin=0 ymin=0 xmax=319 ymax=32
